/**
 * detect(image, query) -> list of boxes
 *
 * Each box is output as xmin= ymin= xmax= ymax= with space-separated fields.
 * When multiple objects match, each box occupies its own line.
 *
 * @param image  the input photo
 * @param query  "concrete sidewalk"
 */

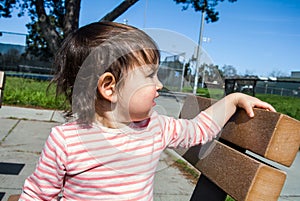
xmin=0 ymin=96 xmax=196 ymax=201
xmin=0 ymin=95 xmax=299 ymax=201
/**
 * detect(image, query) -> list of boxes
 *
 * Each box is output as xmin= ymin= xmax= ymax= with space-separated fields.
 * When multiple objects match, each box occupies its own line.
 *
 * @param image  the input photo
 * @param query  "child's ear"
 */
xmin=97 ymin=72 xmax=117 ymax=103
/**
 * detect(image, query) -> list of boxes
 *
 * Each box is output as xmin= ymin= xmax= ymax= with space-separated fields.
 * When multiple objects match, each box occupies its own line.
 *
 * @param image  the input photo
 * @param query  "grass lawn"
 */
xmin=3 ymin=76 xmax=299 ymax=121
xmin=184 ymin=87 xmax=300 ymax=121
xmin=256 ymin=94 xmax=300 ymax=121
xmin=3 ymin=76 xmax=69 ymax=110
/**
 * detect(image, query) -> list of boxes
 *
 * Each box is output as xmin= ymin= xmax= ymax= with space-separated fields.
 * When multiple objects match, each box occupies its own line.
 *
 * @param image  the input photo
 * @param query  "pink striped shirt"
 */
xmin=20 ymin=111 xmax=220 ymax=201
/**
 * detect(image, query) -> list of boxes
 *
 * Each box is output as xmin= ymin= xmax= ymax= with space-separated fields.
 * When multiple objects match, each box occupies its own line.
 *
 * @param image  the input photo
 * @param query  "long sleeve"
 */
xmin=159 ymin=111 xmax=221 ymax=148
xmin=18 ymin=111 xmax=221 ymax=200
xmin=20 ymin=127 xmax=67 ymax=200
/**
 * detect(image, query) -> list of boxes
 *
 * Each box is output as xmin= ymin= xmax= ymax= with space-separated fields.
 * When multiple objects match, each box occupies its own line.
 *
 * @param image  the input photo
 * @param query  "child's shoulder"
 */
xmin=52 ymin=121 xmax=93 ymax=133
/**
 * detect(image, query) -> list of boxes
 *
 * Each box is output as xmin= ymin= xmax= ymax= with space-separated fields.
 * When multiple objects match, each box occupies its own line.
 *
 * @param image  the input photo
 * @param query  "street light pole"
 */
xmin=193 ymin=11 xmax=205 ymax=95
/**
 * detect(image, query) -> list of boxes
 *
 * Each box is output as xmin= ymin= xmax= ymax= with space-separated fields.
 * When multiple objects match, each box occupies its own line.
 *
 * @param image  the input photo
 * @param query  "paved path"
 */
xmin=0 ymin=95 xmax=299 ymax=201
xmin=0 ymin=96 xmax=196 ymax=201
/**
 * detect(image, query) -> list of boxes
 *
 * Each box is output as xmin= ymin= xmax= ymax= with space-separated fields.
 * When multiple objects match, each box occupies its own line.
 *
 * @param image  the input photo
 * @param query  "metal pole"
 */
xmin=180 ymin=60 xmax=185 ymax=92
xmin=193 ymin=11 xmax=205 ymax=95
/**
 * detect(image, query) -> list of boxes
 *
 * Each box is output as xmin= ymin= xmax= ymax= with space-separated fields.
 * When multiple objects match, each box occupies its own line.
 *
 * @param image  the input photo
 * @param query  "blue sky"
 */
xmin=0 ymin=0 xmax=299 ymax=76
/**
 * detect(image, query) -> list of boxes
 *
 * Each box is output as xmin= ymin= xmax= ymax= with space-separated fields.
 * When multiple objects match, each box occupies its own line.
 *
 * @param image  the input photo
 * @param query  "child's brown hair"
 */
xmin=51 ymin=22 xmax=160 ymax=123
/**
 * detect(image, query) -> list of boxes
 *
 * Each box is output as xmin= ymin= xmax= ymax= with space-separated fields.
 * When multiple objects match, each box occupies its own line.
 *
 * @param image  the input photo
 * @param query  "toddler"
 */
xmin=20 ymin=22 xmax=275 ymax=201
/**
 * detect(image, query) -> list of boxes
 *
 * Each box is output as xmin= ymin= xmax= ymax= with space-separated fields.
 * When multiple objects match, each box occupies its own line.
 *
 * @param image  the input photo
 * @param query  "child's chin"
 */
xmin=131 ymin=111 xmax=152 ymax=122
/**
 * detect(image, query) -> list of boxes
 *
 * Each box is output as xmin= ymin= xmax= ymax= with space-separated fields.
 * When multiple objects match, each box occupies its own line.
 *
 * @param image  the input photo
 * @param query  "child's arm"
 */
xmin=19 ymin=127 xmax=66 ymax=200
xmin=204 ymin=92 xmax=276 ymax=129
xmin=161 ymin=93 xmax=275 ymax=148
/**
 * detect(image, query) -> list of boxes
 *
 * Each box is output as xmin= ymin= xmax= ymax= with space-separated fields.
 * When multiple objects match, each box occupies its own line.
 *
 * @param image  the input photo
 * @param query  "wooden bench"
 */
xmin=177 ymin=95 xmax=300 ymax=201
xmin=0 ymin=71 xmax=5 ymax=108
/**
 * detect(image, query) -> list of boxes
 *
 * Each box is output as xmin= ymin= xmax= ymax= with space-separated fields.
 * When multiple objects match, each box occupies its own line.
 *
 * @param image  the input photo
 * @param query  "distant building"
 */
xmin=291 ymin=71 xmax=300 ymax=78
xmin=0 ymin=43 xmax=25 ymax=54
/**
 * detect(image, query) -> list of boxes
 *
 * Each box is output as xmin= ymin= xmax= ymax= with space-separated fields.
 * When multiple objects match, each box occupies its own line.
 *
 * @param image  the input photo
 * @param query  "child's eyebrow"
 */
xmin=150 ymin=64 xmax=159 ymax=72
xmin=141 ymin=65 xmax=157 ymax=74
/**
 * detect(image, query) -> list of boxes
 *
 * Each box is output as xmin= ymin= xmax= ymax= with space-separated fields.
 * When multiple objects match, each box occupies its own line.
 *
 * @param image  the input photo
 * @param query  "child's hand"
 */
xmin=204 ymin=92 xmax=276 ymax=129
xmin=232 ymin=93 xmax=276 ymax=118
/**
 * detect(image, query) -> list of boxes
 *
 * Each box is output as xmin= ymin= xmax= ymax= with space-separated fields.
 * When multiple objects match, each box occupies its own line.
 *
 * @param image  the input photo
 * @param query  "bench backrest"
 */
xmin=178 ymin=95 xmax=300 ymax=201
xmin=0 ymin=71 xmax=5 ymax=108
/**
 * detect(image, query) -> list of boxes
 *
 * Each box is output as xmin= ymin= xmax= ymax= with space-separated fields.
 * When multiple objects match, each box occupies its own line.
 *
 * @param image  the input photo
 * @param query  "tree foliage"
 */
xmin=0 ymin=0 xmax=81 ymax=60
xmin=200 ymin=63 xmax=223 ymax=83
xmin=0 ymin=0 xmax=236 ymax=61
xmin=222 ymin=64 xmax=237 ymax=77
xmin=0 ymin=0 xmax=138 ymax=60
xmin=173 ymin=0 xmax=237 ymax=23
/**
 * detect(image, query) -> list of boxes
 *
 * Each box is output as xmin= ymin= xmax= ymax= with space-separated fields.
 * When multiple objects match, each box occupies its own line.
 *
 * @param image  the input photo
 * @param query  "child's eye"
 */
xmin=147 ymin=72 xmax=156 ymax=78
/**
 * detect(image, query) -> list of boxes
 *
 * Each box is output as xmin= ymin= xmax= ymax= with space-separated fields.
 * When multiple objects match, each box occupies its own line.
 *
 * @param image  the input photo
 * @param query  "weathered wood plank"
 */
xmin=179 ymin=95 xmax=300 ymax=167
xmin=0 ymin=71 xmax=4 ymax=89
xmin=179 ymin=95 xmax=215 ymax=119
xmin=196 ymin=140 xmax=286 ymax=201
xmin=7 ymin=194 xmax=20 ymax=201
xmin=221 ymin=109 xmax=300 ymax=167
xmin=266 ymin=114 xmax=300 ymax=166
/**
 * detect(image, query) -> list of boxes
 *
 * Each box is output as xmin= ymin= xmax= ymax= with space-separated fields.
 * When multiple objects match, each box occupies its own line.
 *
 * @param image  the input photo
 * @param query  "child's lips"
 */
xmin=153 ymin=101 xmax=156 ymax=106
xmin=155 ymin=92 xmax=160 ymax=98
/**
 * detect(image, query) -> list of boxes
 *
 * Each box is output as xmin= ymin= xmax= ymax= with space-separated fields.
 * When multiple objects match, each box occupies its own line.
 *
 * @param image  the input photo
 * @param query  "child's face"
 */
xmin=115 ymin=65 xmax=163 ymax=122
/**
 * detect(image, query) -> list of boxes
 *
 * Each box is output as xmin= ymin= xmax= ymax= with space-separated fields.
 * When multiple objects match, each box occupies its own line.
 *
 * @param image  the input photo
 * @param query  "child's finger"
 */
xmin=245 ymin=105 xmax=255 ymax=118
xmin=254 ymin=101 xmax=276 ymax=112
xmin=242 ymin=100 xmax=276 ymax=118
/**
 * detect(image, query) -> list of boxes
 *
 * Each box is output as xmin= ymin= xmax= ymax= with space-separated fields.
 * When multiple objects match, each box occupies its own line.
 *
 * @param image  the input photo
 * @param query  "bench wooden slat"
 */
xmin=180 ymin=95 xmax=216 ymax=118
xmin=180 ymin=95 xmax=300 ymax=167
xmin=8 ymin=194 xmax=20 ymax=201
xmin=196 ymin=140 xmax=286 ymax=201
xmin=221 ymin=109 xmax=300 ymax=167
xmin=178 ymin=95 xmax=299 ymax=200
xmin=0 ymin=71 xmax=5 ymax=89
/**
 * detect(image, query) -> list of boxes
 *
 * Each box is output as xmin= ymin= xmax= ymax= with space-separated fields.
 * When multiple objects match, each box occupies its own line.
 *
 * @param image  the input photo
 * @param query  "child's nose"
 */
xmin=156 ymin=79 xmax=163 ymax=90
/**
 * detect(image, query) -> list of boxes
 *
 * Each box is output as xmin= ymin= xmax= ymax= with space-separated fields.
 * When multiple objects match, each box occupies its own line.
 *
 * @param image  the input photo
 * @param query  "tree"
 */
xmin=199 ymin=63 xmax=223 ymax=84
xmin=269 ymin=70 xmax=288 ymax=78
xmin=100 ymin=0 xmax=139 ymax=22
xmin=0 ymin=0 xmax=235 ymax=60
xmin=0 ymin=0 xmax=139 ymax=60
xmin=222 ymin=64 xmax=237 ymax=78
xmin=173 ymin=0 xmax=237 ymax=23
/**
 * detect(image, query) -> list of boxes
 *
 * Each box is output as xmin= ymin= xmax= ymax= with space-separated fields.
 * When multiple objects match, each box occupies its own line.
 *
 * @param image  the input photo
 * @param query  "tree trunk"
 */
xmin=35 ymin=0 xmax=61 ymax=54
xmin=63 ymin=0 xmax=81 ymax=36
xmin=35 ymin=0 xmax=139 ymax=56
xmin=100 ymin=0 xmax=139 ymax=22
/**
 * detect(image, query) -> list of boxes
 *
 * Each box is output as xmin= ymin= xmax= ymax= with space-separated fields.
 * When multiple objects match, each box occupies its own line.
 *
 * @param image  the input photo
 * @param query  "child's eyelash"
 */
xmin=148 ymin=72 xmax=156 ymax=78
